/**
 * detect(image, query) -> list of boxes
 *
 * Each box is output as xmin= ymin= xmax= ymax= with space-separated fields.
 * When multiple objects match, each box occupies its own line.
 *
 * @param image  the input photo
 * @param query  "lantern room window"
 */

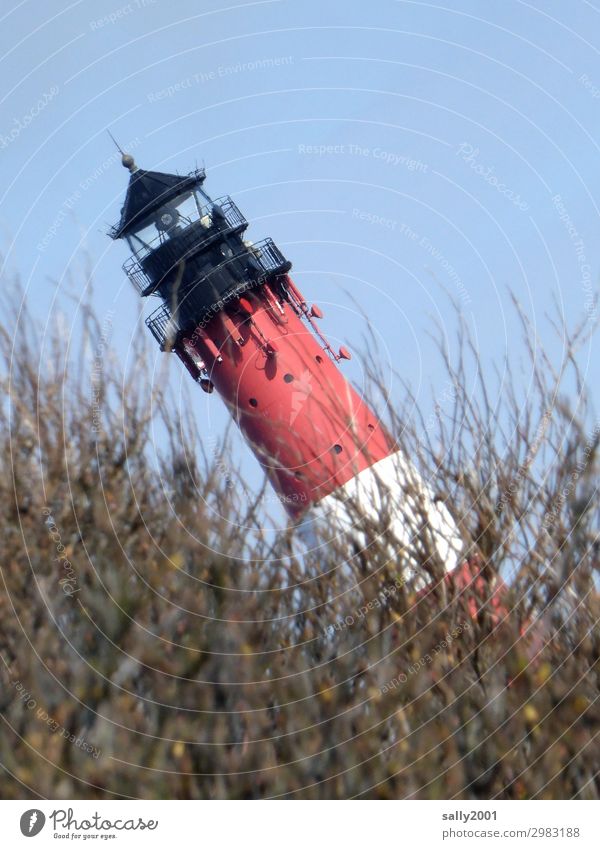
xmin=125 ymin=187 xmax=213 ymax=259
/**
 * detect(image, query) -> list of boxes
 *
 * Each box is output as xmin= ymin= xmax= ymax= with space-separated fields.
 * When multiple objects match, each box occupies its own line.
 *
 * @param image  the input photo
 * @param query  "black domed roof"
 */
xmin=110 ymin=165 xmax=206 ymax=239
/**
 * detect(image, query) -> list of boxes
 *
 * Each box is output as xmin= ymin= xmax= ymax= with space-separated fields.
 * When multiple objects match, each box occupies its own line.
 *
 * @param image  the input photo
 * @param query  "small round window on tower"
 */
xmin=249 ymin=398 xmax=258 ymax=407
xmin=283 ymin=373 xmax=294 ymax=383
xmin=333 ymin=444 xmax=343 ymax=454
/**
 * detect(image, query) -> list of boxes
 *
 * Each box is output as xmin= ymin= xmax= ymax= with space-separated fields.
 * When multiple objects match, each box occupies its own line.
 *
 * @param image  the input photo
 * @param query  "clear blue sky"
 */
xmin=1 ymin=0 xmax=598 ymax=526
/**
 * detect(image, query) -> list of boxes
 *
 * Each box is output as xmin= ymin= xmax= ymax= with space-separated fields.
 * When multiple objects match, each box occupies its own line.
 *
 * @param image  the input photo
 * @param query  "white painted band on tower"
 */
xmin=295 ymin=450 xmax=464 ymax=587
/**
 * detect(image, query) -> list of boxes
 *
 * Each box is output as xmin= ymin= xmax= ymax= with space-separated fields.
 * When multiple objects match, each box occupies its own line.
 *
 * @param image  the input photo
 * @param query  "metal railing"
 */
xmin=143 ymin=237 xmax=291 ymax=350
xmin=145 ymin=303 xmax=180 ymax=350
xmin=123 ymin=195 xmax=247 ymax=295
xmin=246 ymin=237 xmax=290 ymax=277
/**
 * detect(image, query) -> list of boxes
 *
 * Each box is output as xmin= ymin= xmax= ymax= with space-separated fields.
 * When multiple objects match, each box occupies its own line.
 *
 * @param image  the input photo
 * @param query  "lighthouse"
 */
xmin=110 ymin=152 xmax=467 ymax=586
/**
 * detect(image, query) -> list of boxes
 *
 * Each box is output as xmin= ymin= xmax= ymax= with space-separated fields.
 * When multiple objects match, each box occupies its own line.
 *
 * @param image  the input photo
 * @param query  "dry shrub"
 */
xmin=0 ymin=278 xmax=598 ymax=799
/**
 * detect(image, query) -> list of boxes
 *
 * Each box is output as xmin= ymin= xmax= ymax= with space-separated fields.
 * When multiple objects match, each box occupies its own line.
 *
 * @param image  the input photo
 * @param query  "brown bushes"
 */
xmin=0 ymin=281 xmax=598 ymax=799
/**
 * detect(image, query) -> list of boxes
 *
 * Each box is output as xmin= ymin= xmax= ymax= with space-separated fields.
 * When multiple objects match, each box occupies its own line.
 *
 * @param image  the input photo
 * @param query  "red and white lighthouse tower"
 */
xmin=111 ymin=152 xmax=465 ymax=584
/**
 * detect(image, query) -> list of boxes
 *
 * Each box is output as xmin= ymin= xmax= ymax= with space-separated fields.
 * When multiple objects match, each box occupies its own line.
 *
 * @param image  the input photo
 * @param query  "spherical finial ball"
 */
xmin=122 ymin=153 xmax=136 ymax=171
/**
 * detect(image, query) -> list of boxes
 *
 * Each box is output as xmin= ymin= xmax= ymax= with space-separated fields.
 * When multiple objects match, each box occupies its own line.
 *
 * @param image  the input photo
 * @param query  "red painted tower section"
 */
xmin=176 ymin=277 xmax=392 ymax=515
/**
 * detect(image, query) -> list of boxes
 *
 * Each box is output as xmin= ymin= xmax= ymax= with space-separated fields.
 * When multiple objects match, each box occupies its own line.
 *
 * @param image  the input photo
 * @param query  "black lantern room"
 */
xmin=110 ymin=153 xmax=291 ymax=349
